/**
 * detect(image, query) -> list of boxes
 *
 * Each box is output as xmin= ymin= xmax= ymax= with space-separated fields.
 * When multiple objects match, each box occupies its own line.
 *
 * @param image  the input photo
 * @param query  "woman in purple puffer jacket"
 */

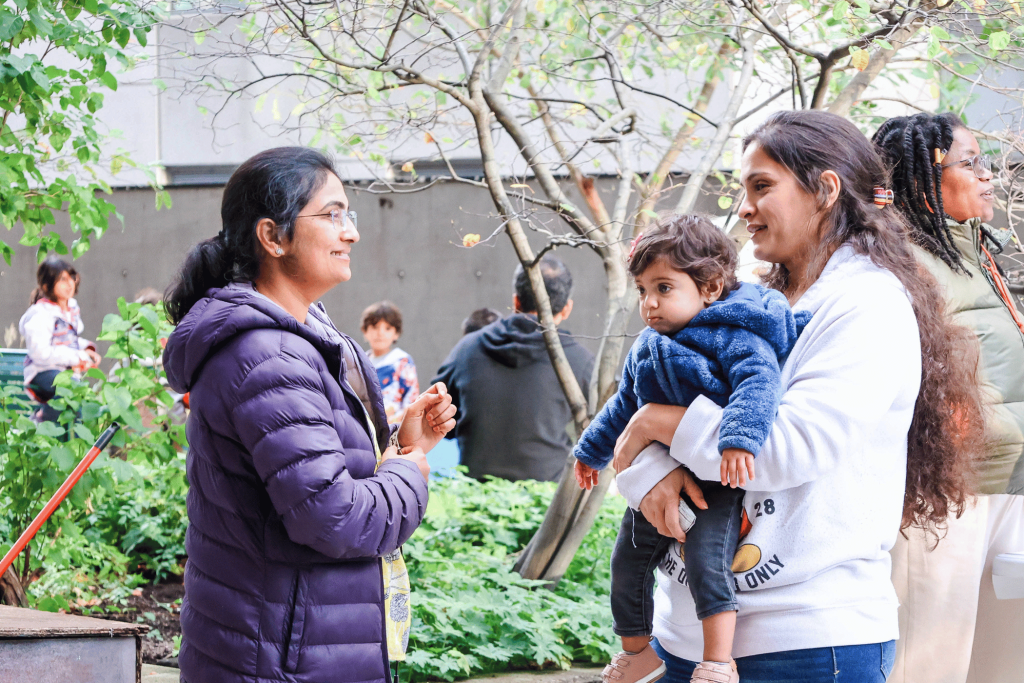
xmin=162 ymin=147 xmax=457 ymax=683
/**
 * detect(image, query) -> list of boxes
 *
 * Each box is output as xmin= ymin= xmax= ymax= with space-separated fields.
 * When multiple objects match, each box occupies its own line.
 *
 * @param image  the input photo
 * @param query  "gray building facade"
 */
xmin=1 ymin=177 xmax=724 ymax=380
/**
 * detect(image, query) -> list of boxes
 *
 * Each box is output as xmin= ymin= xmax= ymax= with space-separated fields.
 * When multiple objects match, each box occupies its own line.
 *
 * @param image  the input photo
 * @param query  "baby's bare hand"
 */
xmin=574 ymin=459 xmax=600 ymax=490
xmin=720 ymin=448 xmax=755 ymax=488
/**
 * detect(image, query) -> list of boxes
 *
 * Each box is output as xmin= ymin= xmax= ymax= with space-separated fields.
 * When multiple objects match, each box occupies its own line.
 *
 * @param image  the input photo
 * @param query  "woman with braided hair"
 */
xmin=873 ymin=113 xmax=1024 ymax=683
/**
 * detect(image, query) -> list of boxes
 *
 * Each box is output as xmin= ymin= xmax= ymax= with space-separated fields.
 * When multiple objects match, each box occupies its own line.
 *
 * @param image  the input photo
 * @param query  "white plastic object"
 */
xmin=678 ymin=500 xmax=696 ymax=533
xmin=992 ymin=552 xmax=1024 ymax=600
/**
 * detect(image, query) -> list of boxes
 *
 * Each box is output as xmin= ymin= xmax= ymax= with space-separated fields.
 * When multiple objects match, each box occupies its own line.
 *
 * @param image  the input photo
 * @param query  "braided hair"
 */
xmin=871 ymin=112 xmax=968 ymax=273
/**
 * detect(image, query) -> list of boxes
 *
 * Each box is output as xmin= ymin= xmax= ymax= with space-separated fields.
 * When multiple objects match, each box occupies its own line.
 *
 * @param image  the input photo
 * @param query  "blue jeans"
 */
xmin=610 ymin=476 xmax=745 ymax=635
xmin=653 ymin=637 xmax=896 ymax=682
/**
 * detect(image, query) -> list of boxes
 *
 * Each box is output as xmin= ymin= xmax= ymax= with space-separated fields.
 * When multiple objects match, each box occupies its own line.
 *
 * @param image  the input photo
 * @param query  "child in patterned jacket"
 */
xmin=361 ymin=301 xmax=419 ymax=424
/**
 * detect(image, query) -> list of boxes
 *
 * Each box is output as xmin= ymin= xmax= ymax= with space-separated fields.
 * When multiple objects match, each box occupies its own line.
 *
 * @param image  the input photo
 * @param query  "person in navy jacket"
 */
xmin=575 ymin=215 xmax=807 ymax=683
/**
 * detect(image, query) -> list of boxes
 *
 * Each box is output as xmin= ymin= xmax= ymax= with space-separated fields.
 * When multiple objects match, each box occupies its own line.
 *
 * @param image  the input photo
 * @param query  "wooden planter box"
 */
xmin=0 ymin=605 xmax=146 ymax=683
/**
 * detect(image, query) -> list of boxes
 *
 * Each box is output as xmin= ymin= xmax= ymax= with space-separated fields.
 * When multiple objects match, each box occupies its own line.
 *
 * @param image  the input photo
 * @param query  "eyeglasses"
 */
xmin=941 ymin=154 xmax=992 ymax=179
xmin=297 ymin=208 xmax=358 ymax=232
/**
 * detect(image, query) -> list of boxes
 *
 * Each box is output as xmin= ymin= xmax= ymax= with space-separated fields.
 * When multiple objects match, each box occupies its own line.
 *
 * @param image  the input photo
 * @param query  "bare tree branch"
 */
xmin=484 ymin=89 xmax=606 ymax=242
xmin=675 ymin=31 xmax=756 ymax=213
xmin=635 ymin=38 xmax=735 ymax=228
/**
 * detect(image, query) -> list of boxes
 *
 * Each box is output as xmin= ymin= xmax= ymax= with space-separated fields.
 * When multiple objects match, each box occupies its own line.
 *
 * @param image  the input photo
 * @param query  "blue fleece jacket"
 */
xmin=574 ymin=282 xmax=811 ymax=468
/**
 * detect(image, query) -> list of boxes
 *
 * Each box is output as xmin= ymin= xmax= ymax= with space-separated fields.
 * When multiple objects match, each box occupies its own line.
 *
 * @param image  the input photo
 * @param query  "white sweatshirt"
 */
xmin=617 ymin=246 xmax=920 ymax=660
xmin=18 ymin=298 xmax=95 ymax=385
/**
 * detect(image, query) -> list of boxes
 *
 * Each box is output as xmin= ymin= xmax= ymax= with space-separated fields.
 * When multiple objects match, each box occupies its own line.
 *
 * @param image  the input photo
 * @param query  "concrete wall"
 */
xmin=0 ymin=178 xmax=723 ymax=380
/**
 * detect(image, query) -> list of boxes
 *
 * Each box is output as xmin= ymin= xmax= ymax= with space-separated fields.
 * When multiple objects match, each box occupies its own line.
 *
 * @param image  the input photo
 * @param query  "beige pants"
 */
xmin=890 ymin=494 xmax=1024 ymax=683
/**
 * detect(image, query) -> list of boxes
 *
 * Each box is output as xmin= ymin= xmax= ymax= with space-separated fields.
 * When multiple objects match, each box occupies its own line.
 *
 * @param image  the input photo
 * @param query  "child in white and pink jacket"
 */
xmin=18 ymin=258 xmax=100 ymax=420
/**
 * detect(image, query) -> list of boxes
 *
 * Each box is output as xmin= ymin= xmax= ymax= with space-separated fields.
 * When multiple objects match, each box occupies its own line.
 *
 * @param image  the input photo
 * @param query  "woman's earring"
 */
xmin=275 ymin=247 xmax=283 ymax=255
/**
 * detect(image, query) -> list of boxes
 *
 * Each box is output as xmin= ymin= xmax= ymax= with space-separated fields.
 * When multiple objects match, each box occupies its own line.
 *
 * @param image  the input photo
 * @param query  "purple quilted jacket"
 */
xmin=163 ymin=284 xmax=428 ymax=683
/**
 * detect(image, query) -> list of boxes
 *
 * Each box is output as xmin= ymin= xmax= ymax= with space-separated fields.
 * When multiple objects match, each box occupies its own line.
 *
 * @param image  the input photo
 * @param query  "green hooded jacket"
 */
xmin=914 ymin=218 xmax=1024 ymax=495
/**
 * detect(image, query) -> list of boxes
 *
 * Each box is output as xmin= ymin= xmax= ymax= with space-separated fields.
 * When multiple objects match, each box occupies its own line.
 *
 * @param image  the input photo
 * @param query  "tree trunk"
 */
xmin=0 ymin=566 xmax=28 ymax=607
xmin=513 ymin=458 xmax=614 ymax=584
xmin=513 ymin=150 xmax=634 ymax=584
xmin=515 ymin=249 xmax=631 ymax=584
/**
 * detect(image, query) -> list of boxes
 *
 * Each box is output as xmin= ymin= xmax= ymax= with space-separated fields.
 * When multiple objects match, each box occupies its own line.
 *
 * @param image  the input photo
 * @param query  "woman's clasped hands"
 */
xmin=381 ymin=381 xmax=457 ymax=480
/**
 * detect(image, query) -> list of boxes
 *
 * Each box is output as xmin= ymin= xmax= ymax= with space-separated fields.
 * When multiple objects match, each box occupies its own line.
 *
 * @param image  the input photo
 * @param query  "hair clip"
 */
xmin=934 ymin=148 xmax=947 ymax=165
xmin=627 ymin=232 xmax=643 ymax=260
xmin=873 ymin=187 xmax=894 ymax=206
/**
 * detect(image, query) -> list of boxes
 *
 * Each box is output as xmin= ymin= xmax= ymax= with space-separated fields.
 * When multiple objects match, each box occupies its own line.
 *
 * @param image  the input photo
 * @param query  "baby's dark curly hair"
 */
xmin=628 ymin=214 xmax=739 ymax=300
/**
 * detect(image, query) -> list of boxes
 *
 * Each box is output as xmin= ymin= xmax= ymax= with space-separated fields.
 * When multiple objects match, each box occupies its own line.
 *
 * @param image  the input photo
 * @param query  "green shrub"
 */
xmin=1 ymin=298 xmax=187 ymax=598
xmin=87 ymin=455 xmax=188 ymax=583
xmin=402 ymin=474 xmax=624 ymax=681
xmin=3 ymin=300 xmax=623 ymax=680
xmin=21 ymin=454 xmax=187 ymax=613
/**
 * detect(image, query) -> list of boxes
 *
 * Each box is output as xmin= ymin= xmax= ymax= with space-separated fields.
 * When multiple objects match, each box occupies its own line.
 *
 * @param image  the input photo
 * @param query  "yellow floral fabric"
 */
xmin=381 ymin=547 xmax=412 ymax=661
xmin=365 ymin=412 xmax=412 ymax=661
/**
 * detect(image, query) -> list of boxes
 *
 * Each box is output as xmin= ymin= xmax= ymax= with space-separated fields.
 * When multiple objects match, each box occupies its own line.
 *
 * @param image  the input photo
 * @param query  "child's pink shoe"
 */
xmin=601 ymin=646 xmax=667 ymax=683
xmin=690 ymin=660 xmax=738 ymax=683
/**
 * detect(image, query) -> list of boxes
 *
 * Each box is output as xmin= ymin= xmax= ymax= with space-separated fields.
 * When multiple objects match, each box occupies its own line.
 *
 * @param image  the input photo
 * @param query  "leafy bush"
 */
xmin=85 ymin=455 xmax=188 ymax=584
xmin=0 ymin=298 xmax=187 ymax=598
xmin=3 ymin=301 xmax=624 ymax=680
xmin=402 ymin=474 xmax=624 ymax=681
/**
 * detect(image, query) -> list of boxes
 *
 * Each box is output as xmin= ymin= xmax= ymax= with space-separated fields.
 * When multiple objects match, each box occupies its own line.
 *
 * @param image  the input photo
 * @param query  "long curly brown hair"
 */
xmin=744 ymin=110 xmax=984 ymax=534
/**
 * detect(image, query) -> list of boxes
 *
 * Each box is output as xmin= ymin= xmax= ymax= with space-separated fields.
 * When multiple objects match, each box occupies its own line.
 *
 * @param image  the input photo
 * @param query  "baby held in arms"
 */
xmin=573 ymin=215 xmax=808 ymax=683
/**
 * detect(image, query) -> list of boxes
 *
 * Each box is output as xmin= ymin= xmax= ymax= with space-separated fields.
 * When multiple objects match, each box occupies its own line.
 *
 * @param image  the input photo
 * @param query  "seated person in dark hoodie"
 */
xmin=573 ymin=215 xmax=809 ymax=683
xmin=432 ymin=256 xmax=593 ymax=482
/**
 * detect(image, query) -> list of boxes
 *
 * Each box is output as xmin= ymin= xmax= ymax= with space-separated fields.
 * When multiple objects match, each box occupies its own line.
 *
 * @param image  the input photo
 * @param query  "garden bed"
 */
xmin=67 ymin=580 xmax=184 ymax=665
xmin=68 ymin=474 xmax=626 ymax=677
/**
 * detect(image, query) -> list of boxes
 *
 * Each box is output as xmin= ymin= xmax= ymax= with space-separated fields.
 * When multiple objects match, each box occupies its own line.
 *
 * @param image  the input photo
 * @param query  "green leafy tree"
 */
xmin=0 ymin=0 xmax=161 ymax=263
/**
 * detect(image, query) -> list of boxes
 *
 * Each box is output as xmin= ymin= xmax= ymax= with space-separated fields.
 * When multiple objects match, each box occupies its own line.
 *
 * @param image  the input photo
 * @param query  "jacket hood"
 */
xmin=687 ymin=282 xmax=809 ymax=358
xmin=164 ymin=284 xmax=357 ymax=396
xmin=477 ymin=313 xmax=579 ymax=368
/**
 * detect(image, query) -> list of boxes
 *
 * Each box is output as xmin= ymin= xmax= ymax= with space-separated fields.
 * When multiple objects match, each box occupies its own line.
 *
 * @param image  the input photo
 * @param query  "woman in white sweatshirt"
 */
xmin=613 ymin=111 xmax=985 ymax=682
xmin=18 ymin=258 xmax=101 ymax=421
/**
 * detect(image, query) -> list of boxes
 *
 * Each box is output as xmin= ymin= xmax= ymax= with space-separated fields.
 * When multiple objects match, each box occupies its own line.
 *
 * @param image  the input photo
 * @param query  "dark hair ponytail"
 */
xmin=163 ymin=236 xmax=230 ymax=324
xmin=164 ymin=147 xmax=338 ymax=324
xmin=744 ymin=110 xmax=985 ymax=535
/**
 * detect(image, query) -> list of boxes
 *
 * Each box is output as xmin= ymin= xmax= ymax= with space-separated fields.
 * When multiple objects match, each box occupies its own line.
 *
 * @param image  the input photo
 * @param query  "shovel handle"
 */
xmin=0 ymin=423 xmax=121 ymax=580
